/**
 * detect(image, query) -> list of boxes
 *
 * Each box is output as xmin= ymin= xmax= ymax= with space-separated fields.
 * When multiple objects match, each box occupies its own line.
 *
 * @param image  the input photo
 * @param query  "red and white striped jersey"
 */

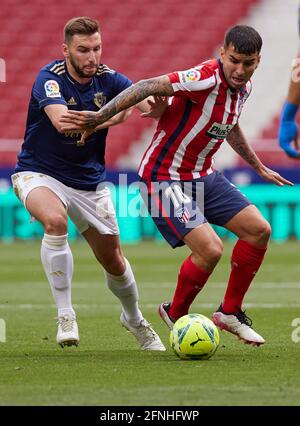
xmin=138 ymin=59 xmax=251 ymax=181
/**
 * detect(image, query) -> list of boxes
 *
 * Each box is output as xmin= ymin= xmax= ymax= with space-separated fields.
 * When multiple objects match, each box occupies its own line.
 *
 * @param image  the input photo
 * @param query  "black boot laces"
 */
xmin=235 ymin=310 xmax=253 ymax=327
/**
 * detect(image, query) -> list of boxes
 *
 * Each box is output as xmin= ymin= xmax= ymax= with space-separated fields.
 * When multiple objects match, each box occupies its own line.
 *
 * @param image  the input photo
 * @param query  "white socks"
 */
xmin=41 ymin=236 xmax=142 ymax=325
xmin=104 ymin=258 xmax=143 ymax=325
xmin=41 ymin=233 xmax=75 ymax=319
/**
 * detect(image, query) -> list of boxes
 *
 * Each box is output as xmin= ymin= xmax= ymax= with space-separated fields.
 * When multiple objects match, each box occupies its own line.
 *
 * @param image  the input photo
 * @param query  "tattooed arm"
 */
xmin=59 ymin=75 xmax=174 ymax=131
xmin=227 ymin=124 xmax=293 ymax=186
xmin=227 ymin=124 xmax=264 ymax=172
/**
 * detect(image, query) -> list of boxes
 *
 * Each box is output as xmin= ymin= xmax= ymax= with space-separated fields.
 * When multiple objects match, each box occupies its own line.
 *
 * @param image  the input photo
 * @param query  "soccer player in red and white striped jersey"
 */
xmin=60 ymin=25 xmax=293 ymax=346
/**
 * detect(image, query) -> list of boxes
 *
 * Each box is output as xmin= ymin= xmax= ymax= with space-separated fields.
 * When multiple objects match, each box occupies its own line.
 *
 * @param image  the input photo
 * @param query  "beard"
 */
xmin=69 ymin=55 xmax=97 ymax=78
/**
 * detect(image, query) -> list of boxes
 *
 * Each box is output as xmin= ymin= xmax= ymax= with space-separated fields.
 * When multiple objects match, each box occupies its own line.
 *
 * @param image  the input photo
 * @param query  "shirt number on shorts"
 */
xmin=164 ymin=185 xmax=191 ymax=209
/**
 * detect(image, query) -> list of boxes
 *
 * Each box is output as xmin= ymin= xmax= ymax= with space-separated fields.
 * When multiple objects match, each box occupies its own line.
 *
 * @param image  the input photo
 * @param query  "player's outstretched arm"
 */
xmin=75 ymin=110 xmax=134 ymax=145
xmin=93 ymin=109 xmax=133 ymax=130
xmin=59 ymin=75 xmax=174 ymax=132
xmin=227 ymin=124 xmax=293 ymax=187
xmin=278 ymin=49 xmax=300 ymax=159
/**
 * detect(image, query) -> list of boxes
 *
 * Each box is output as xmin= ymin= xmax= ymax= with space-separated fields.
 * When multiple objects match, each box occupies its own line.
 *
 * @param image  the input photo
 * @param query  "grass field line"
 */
xmin=1 ymin=302 xmax=300 ymax=309
xmin=2 ymin=263 xmax=300 ymax=272
xmin=2 ymin=281 xmax=300 ymax=289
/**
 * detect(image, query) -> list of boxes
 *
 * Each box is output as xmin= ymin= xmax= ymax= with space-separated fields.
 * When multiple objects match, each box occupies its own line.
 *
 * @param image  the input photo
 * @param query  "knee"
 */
xmin=101 ymin=251 xmax=126 ymax=275
xmin=249 ymin=220 xmax=271 ymax=246
xmin=44 ymin=214 xmax=68 ymax=235
xmin=194 ymin=238 xmax=223 ymax=269
xmin=206 ymin=240 xmax=224 ymax=264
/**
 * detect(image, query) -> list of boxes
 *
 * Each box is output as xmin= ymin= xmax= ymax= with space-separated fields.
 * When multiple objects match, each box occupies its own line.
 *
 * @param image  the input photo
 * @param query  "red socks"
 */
xmin=169 ymin=240 xmax=267 ymax=320
xmin=222 ymin=239 xmax=267 ymax=314
xmin=169 ymin=256 xmax=211 ymax=320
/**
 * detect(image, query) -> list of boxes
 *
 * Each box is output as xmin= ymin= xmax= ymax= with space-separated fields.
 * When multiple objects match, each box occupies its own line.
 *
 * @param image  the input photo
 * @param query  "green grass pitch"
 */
xmin=0 ymin=240 xmax=300 ymax=406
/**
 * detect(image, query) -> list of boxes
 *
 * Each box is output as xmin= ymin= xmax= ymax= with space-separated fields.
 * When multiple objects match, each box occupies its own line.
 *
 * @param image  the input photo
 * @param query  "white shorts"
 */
xmin=11 ymin=172 xmax=119 ymax=235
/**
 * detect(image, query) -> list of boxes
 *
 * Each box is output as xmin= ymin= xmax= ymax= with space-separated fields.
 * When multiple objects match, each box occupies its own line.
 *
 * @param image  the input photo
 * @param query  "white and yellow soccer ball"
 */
xmin=170 ymin=313 xmax=220 ymax=360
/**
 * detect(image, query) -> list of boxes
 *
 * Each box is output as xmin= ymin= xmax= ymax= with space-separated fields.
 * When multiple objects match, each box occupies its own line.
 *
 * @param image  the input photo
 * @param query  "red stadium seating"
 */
xmin=0 ymin=0 xmax=261 ymax=167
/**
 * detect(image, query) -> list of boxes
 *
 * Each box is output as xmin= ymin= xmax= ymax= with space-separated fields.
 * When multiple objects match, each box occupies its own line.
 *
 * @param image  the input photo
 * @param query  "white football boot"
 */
xmin=212 ymin=306 xmax=265 ymax=346
xmin=120 ymin=312 xmax=166 ymax=351
xmin=56 ymin=314 xmax=79 ymax=347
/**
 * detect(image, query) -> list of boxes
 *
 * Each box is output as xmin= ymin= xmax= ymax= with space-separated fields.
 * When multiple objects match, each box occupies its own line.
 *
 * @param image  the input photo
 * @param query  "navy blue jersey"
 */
xmin=15 ymin=60 xmax=132 ymax=190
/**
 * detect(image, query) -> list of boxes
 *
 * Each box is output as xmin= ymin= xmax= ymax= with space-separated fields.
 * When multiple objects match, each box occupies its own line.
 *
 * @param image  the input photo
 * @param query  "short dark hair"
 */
xmin=64 ymin=17 xmax=100 ymax=43
xmin=224 ymin=25 xmax=262 ymax=54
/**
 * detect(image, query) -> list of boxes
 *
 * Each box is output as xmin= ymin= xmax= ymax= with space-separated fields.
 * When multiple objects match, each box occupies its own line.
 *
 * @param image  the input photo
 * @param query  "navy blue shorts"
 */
xmin=139 ymin=171 xmax=251 ymax=248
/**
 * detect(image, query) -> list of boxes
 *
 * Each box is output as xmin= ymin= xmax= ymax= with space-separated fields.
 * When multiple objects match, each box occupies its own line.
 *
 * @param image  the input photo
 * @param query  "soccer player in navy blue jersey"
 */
xmin=12 ymin=17 xmax=165 ymax=350
xmin=278 ymin=2 xmax=300 ymax=158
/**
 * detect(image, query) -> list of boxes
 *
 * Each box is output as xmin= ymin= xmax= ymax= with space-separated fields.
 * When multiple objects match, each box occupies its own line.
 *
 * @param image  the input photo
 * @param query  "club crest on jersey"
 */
xmin=237 ymin=98 xmax=244 ymax=115
xmin=176 ymin=207 xmax=190 ymax=224
xmin=206 ymin=122 xmax=234 ymax=140
xmin=179 ymin=69 xmax=201 ymax=83
xmin=44 ymin=80 xmax=61 ymax=98
xmin=237 ymin=89 xmax=248 ymax=115
xmin=94 ymin=92 xmax=106 ymax=109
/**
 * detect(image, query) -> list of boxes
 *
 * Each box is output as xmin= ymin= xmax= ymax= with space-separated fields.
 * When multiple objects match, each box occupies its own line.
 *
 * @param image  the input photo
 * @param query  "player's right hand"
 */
xmin=278 ymin=102 xmax=300 ymax=159
xmin=60 ymin=110 xmax=98 ymax=132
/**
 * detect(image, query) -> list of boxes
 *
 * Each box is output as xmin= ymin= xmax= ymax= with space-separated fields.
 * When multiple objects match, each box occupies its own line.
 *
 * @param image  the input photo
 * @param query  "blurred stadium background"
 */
xmin=0 ymin=0 xmax=299 ymax=243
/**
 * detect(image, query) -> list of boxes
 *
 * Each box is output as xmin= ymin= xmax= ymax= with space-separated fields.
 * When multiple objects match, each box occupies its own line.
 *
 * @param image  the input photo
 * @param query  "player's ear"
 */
xmin=62 ymin=43 xmax=69 ymax=59
xmin=256 ymin=54 xmax=261 ymax=68
xmin=220 ymin=46 xmax=225 ymax=63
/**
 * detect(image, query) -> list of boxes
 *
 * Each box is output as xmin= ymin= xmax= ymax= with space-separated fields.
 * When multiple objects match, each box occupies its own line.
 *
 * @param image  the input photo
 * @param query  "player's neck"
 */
xmin=66 ymin=62 xmax=93 ymax=85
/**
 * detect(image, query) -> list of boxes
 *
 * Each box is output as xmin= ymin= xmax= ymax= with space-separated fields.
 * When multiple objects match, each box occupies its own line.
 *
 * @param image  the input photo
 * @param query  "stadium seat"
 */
xmin=0 ymin=0 xmax=262 ymax=168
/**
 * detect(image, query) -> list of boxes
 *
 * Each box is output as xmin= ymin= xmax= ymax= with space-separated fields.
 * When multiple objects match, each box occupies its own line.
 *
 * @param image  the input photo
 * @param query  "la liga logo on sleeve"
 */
xmin=179 ymin=69 xmax=201 ymax=83
xmin=44 ymin=80 xmax=61 ymax=98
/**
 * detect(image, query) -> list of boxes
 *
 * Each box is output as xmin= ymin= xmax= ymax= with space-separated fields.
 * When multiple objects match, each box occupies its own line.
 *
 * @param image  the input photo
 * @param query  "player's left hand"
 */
xmin=258 ymin=166 xmax=293 ymax=186
xmin=140 ymin=96 xmax=168 ymax=119
xmin=278 ymin=102 xmax=300 ymax=159
xmin=278 ymin=120 xmax=300 ymax=158
xmin=60 ymin=110 xmax=98 ymax=132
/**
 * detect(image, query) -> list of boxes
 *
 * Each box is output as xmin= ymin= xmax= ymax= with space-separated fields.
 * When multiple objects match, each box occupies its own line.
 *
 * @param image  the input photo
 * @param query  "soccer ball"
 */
xmin=170 ymin=313 xmax=219 ymax=360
